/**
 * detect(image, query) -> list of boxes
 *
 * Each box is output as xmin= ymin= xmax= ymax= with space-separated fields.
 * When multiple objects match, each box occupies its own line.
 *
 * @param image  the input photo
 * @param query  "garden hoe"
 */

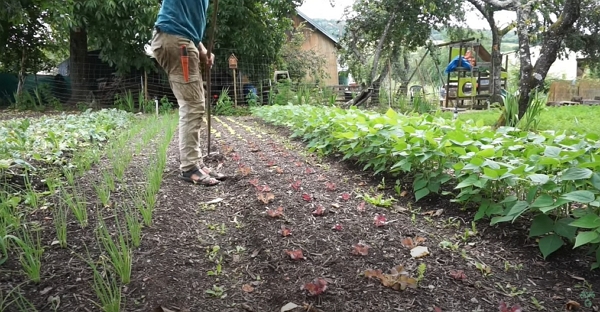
xmin=205 ymin=0 xmax=219 ymax=158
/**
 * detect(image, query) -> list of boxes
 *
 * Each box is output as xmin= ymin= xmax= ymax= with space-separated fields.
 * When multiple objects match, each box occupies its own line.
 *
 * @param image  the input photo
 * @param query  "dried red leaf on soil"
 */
xmin=434 ymin=307 xmax=442 ymax=312
xmin=291 ymin=180 xmax=301 ymax=191
xmin=242 ymin=284 xmax=254 ymax=293
xmin=565 ymin=300 xmax=581 ymax=311
xmin=374 ymin=214 xmax=387 ymax=227
xmin=276 ymin=167 xmax=284 ymax=174
xmin=285 ymin=249 xmax=305 ymax=260
xmin=357 ymin=201 xmax=366 ymax=212
xmin=249 ymin=178 xmax=259 ymax=187
xmin=317 ymin=175 xmax=327 ymax=181
xmin=325 ymin=182 xmax=336 ymax=191
xmin=449 ymin=270 xmax=467 ymax=281
xmin=351 ymin=243 xmax=370 ymax=256
xmin=257 ymin=192 xmax=275 ymax=204
xmin=239 ymin=165 xmax=252 ymax=176
xmin=305 ymin=167 xmax=315 ymax=174
xmin=302 ymin=278 xmax=328 ymax=296
xmin=332 ymin=224 xmax=343 ymax=231
xmin=295 ymin=161 xmax=303 ymax=167
xmin=302 ymin=193 xmax=312 ymax=202
xmin=340 ymin=192 xmax=351 ymax=201
xmin=267 ymin=160 xmax=276 ymax=167
xmin=312 ymin=205 xmax=326 ymax=216
xmin=267 ymin=207 xmax=284 ymax=218
xmin=280 ymin=225 xmax=292 ymax=237
xmin=257 ymin=185 xmax=271 ymax=192
xmin=499 ymin=302 xmax=522 ymax=312
xmin=231 ymin=153 xmax=241 ymax=161
xmin=364 ymin=265 xmax=417 ymax=291
xmin=400 ymin=236 xmax=426 ymax=249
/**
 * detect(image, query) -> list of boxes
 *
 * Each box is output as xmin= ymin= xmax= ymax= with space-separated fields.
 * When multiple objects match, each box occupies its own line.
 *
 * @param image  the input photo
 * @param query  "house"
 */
xmin=292 ymin=10 xmax=341 ymax=86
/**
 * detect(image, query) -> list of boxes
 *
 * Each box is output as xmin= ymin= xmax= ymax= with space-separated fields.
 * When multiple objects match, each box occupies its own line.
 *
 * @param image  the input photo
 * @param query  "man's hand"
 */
xmin=199 ymin=43 xmax=214 ymax=68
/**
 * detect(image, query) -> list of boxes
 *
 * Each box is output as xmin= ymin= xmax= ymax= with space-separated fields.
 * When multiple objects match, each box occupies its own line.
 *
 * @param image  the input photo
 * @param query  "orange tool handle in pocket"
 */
xmin=180 ymin=45 xmax=189 ymax=82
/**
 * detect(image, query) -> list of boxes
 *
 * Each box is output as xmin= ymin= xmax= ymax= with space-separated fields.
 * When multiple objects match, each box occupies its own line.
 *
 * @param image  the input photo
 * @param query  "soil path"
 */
xmin=129 ymin=116 xmax=599 ymax=312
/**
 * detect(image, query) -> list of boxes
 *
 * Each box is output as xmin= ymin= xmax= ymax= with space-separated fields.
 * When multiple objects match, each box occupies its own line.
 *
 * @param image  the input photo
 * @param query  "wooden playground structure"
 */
xmin=406 ymin=38 xmax=510 ymax=111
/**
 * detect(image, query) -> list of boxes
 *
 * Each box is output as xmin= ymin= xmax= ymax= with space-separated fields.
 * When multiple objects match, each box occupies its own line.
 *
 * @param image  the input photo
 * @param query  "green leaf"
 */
xmin=573 ymin=231 xmax=600 ymax=249
xmin=560 ymin=190 xmax=595 ymax=203
xmin=528 ymin=174 xmax=550 ymax=185
xmin=506 ymin=201 xmax=529 ymax=216
xmin=543 ymin=146 xmax=561 ymax=158
xmin=561 ymin=167 xmax=593 ymax=181
xmin=569 ymin=214 xmax=600 ymax=229
xmin=591 ymin=173 xmax=600 ymax=191
xmin=483 ymin=167 xmax=499 ymax=179
xmin=529 ymin=214 xmax=555 ymax=237
xmin=414 ymin=188 xmax=430 ymax=202
xmin=538 ymin=234 xmax=564 ymax=259
xmin=530 ymin=194 xmax=554 ymax=208
xmin=554 ymin=217 xmax=577 ymax=239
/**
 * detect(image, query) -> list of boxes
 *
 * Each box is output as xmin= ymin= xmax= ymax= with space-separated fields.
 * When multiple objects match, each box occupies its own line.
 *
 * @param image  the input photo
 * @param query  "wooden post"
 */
xmin=144 ymin=70 xmax=148 ymax=101
xmin=228 ymin=54 xmax=238 ymax=107
xmin=233 ymin=69 xmax=238 ymax=107
xmin=388 ymin=59 xmax=392 ymax=108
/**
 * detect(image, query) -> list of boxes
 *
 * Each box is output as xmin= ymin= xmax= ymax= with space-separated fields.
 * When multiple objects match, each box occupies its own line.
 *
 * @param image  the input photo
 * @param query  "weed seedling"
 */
xmin=416 ymin=263 xmax=426 ymax=284
xmin=205 ymin=285 xmax=226 ymax=299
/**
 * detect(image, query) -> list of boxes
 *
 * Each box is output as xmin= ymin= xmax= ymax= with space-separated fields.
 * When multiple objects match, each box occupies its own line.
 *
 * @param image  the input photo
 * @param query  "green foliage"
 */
xmin=0 ymin=109 xmax=134 ymax=172
xmin=339 ymin=0 xmax=462 ymax=86
xmin=208 ymin=0 xmax=302 ymax=81
xmin=253 ymin=104 xmax=600 ymax=268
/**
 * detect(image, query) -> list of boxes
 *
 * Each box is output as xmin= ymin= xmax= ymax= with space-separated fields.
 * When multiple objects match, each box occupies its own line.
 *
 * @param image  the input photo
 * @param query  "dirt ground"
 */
xmin=2 ymin=114 xmax=600 ymax=312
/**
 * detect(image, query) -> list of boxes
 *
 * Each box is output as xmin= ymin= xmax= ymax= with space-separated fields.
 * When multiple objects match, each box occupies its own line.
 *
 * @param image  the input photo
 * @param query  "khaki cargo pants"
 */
xmin=149 ymin=30 xmax=205 ymax=172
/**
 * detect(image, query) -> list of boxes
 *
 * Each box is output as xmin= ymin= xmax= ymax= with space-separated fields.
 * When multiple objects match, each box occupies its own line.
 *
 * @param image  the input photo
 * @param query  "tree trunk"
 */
xmin=514 ymin=2 xmax=535 ymax=120
xmin=369 ymin=12 xmax=396 ymax=85
xmin=67 ymin=27 xmax=90 ymax=106
xmin=489 ymin=26 xmax=504 ymax=105
xmin=16 ymin=49 xmax=26 ymax=97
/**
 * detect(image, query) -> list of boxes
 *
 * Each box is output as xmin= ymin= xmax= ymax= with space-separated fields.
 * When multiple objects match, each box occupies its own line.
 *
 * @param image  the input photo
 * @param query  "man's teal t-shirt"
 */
xmin=154 ymin=0 xmax=209 ymax=47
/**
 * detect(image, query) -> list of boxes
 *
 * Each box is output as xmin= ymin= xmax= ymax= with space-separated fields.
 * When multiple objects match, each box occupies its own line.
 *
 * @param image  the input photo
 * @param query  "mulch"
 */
xmin=1 ymin=114 xmax=599 ymax=312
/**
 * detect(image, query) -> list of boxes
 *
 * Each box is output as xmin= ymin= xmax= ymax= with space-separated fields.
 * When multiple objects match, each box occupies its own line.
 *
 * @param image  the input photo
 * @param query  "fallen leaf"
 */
xmin=325 ymin=182 xmax=336 ymax=191
xmin=267 ymin=207 xmax=284 ymax=218
xmin=276 ymin=167 xmax=284 ymax=174
xmin=449 ymin=270 xmax=467 ymax=280
xmin=285 ymin=249 xmax=305 ymax=260
xmin=295 ymin=161 xmax=303 ymax=167
xmin=364 ymin=265 xmax=417 ymax=291
xmin=357 ymin=201 xmax=366 ymax=212
xmin=305 ymin=167 xmax=315 ymax=174
xmin=434 ymin=307 xmax=442 ymax=312
xmin=340 ymin=192 xmax=351 ymax=201
xmin=280 ymin=225 xmax=292 ymax=237
xmin=374 ymin=214 xmax=387 ymax=227
xmin=257 ymin=192 xmax=275 ymax=204
xmin=565 ymin=300 xmax=581 ymax=311
xmin=351 ymin=243 xmax=370 ymax=256
xmin=302 ymin=193 xmax=312 ymax=202
xmin=280 ymin=302 xmax=300 ymax=312
xmin=239 ymin=165 xmax=252 ymax=176
xmin=400 ymin=190 xmax=408 ymax=197
xmin=40 ymin=287 xmax=53 ymax=295
xmin=257 ymin=185 xmax=271 ymax=192
xmin=302 ymin=278 xmax=328 ymax=296
xmin=267 ymin=160 xmax=276 ymax=167
xmin=249 ymin=179 xmax=259 ymax=186
xmin=242 ymin=284 xmax=254 ymax=293
xmin=312 ymin=205 xmax=325 ymax=216
xmin=410 ymin=246 xmax=430 ymax=258
xmin=332 ymin=224 xmax=343 ymax=231
xmin=401 ymin=236 xmax=426 ymax=248
xmin=231 ymin=153 xmax=241 ymax=161
xmin=291 ymin=180 xmax=301 ymax=191
xmin=204 ymin=198 xmax=224 ymax=205
xmin=423 ymin=209 xmax=444 ymax=217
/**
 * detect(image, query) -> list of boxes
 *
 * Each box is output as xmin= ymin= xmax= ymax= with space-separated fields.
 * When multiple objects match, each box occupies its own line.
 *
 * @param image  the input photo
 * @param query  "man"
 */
xmin=147 ymin=0 xmax=225 ymax=186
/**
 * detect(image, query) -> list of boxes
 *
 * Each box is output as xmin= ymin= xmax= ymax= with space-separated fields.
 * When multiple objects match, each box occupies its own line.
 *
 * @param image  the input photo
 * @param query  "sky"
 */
xmin=298 ymin=0 xmax=517 ymax=30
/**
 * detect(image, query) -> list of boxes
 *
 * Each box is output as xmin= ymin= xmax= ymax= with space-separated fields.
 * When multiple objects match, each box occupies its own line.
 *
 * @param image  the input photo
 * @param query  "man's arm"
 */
xmin=198 ymin=42 xmax=208 ymax=55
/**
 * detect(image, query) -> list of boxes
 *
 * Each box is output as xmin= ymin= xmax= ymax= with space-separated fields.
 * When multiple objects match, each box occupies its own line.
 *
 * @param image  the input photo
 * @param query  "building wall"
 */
xmin=292 ymin=15 xmax=339 ymax=86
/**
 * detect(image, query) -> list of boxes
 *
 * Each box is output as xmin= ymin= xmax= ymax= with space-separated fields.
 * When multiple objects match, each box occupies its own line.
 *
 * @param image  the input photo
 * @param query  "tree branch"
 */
xmin=480 ymin=0 xmax=517 ymax=9
xmin=499 ymin=21 xmax=516 ymax=36
xmin=370 ymin=11 xmax=396 ymax=83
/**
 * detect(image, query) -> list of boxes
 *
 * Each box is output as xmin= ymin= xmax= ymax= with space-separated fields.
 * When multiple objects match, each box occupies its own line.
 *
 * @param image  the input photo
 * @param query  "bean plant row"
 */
xmin=252 ymin=104 xmax=600 ymax=269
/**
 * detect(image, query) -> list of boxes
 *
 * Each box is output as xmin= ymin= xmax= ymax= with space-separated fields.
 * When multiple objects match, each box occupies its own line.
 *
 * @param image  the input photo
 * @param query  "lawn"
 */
xmin=440 ymin=105 xmax=600 ymax=134
xmin=0 ymin=103 xmax=599 ymax=312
